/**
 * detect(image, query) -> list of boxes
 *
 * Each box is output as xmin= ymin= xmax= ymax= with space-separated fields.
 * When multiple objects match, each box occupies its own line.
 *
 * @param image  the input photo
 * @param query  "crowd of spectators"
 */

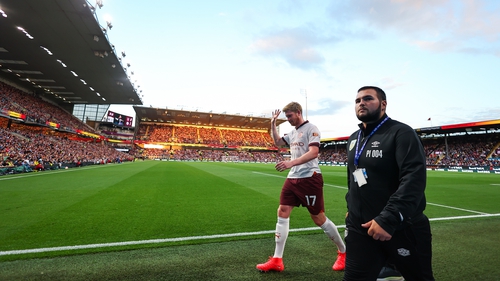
xmin=0 ymin=121 xmax=132 ymax=176
xmin=424 ymin=134 xmax=500 ymax=167
xmin=139 ymin=128 xmax=500 ymax=167
xmin=220 ymin=129 xmax=245 ymax=147
xmin=174 ymin=126 xmax=198 ymax=144
xmin=318 ymin=147 xmax=348 ymax=163
xmin=0 ymin=82 xmax=134 ymax=175
xmin=317 ymin=135 xmax=500 ymax=168
xmin=2 ymin=81 xmax=499 ymax=173
xmin=148 ymin=124 xmax=173 ymax=143
xmin=139 ymin=124 xmax=273 ymax=147
xmin=0 ymin=82 xmax=95 ymax=133
xmin=199 ymin=127 xmax=220 ymax=145
xmin=140 ymin=148 xmax=284 ymax=163
xmin=316 ymin=135 xmax=500 ymax=168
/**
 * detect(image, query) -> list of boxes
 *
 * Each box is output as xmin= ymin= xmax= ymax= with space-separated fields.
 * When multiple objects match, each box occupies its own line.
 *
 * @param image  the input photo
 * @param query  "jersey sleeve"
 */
xmin=308 ymin=124 xmax=321 ymax=145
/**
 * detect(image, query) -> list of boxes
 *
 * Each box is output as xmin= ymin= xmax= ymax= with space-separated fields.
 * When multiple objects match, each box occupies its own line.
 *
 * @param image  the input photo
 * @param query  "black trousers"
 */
xmin=343 ymin=215 xmax=434 ymax=281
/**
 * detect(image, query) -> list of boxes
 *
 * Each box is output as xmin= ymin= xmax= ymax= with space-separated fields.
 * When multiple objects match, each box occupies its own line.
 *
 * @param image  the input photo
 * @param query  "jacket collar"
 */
xmin=358 ymin=114 xmax=388 ymax=135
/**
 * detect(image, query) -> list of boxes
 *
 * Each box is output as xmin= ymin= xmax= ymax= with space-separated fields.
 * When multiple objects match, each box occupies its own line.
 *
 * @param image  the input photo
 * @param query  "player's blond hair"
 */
xmin=282 ymin=102 xmax=302 ymax=114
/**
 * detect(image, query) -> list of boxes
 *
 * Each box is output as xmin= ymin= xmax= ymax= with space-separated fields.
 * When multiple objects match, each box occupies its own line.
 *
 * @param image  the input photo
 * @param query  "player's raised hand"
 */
xmin=271 ymin=109 xmax=281 ymax=123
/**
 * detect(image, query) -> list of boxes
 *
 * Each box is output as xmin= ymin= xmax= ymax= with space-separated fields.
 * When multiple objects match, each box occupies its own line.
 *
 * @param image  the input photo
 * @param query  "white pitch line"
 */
xmin=429 ymin=213 xmax=500 ymax=221
xmin=253 ymin=172 xmax=491 ymax=213
xmin=325 ymin=183 xmax=348 ymax=190
xmin=427 ymin=202 xmax=489 ymax=215
xmin=0 ymin=227 xmax=319 ymax=256
xmin=1 ymin=214 xmax=499 ymax=256
xmin=251 ymin=171 xmax=284 ymax=179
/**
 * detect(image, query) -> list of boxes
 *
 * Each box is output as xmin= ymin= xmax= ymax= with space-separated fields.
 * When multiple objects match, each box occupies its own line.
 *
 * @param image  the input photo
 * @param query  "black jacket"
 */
xmin=346 ymin=114 xmax=427 ymax=236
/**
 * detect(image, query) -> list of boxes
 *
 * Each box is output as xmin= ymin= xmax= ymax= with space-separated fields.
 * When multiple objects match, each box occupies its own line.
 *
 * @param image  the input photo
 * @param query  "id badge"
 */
xmin=353 ymin=168 xmax=367 ymax=187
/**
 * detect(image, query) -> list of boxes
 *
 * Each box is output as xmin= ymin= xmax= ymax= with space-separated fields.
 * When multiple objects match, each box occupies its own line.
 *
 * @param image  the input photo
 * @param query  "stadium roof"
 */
xmin=0 ymin=0 xmax=142 ymax=107
xmin=321 ymin=119 xmax=500 ymax=143
xmin=415 ymin=119 xmax=500 ymax=135
xmin=134 ymin=106 xmax=286 ymax=131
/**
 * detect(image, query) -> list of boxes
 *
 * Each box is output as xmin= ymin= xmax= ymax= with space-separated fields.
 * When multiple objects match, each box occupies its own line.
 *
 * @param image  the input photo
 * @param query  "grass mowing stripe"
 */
xmin=1 ymin=161 xmax=289 ymax=253
xmin=1 ymin=162 xmax=499 ymax=262
xmin=0 ymin=161 xmax=164 ymax=249
xmin=2 ymin=213 xmax=499 ymax=256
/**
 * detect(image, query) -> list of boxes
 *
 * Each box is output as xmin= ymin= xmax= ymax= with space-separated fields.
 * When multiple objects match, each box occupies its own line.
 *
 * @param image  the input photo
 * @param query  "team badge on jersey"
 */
xmin=349 ymin=139 xmax=357 ymax=151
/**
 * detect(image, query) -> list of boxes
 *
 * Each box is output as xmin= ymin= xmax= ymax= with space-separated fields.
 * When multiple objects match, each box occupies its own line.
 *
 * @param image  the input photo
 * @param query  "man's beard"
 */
xmin=357 ymin=104 xmax=382 ymax=123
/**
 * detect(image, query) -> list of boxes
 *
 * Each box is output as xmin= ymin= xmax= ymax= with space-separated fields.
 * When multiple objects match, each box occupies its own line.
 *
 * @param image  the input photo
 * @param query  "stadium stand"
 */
xmin=1 ymin=82 xmax=133 ymax=176
xmin=95 ymin=105 xmax=500 ymax=170
xmin=2 ymin=80 xmax=500 ymax=176
xmin=1 ymin=82 xmax=96 ymax=133
xmin=427 ymin=134 xmax=500 ymax=167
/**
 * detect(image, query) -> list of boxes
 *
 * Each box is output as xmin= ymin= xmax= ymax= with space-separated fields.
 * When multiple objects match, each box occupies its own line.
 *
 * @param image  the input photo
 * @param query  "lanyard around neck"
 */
xmin=354 ymin=116 xmax=389 ymax=168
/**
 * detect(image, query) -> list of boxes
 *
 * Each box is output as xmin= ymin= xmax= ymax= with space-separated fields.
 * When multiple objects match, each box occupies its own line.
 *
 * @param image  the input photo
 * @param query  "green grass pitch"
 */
xmin=0 ymin=161 xmax=499 ymax=280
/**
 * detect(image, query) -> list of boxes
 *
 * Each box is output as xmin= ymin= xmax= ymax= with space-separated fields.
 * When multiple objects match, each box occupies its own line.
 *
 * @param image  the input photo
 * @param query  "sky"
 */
xmin=98 ymin=0 xmax=500 ymax=138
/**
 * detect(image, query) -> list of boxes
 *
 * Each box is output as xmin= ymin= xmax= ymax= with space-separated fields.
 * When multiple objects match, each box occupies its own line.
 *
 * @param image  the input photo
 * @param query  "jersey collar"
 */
xmin=295 ymin=120 xmax=309 ymax=129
